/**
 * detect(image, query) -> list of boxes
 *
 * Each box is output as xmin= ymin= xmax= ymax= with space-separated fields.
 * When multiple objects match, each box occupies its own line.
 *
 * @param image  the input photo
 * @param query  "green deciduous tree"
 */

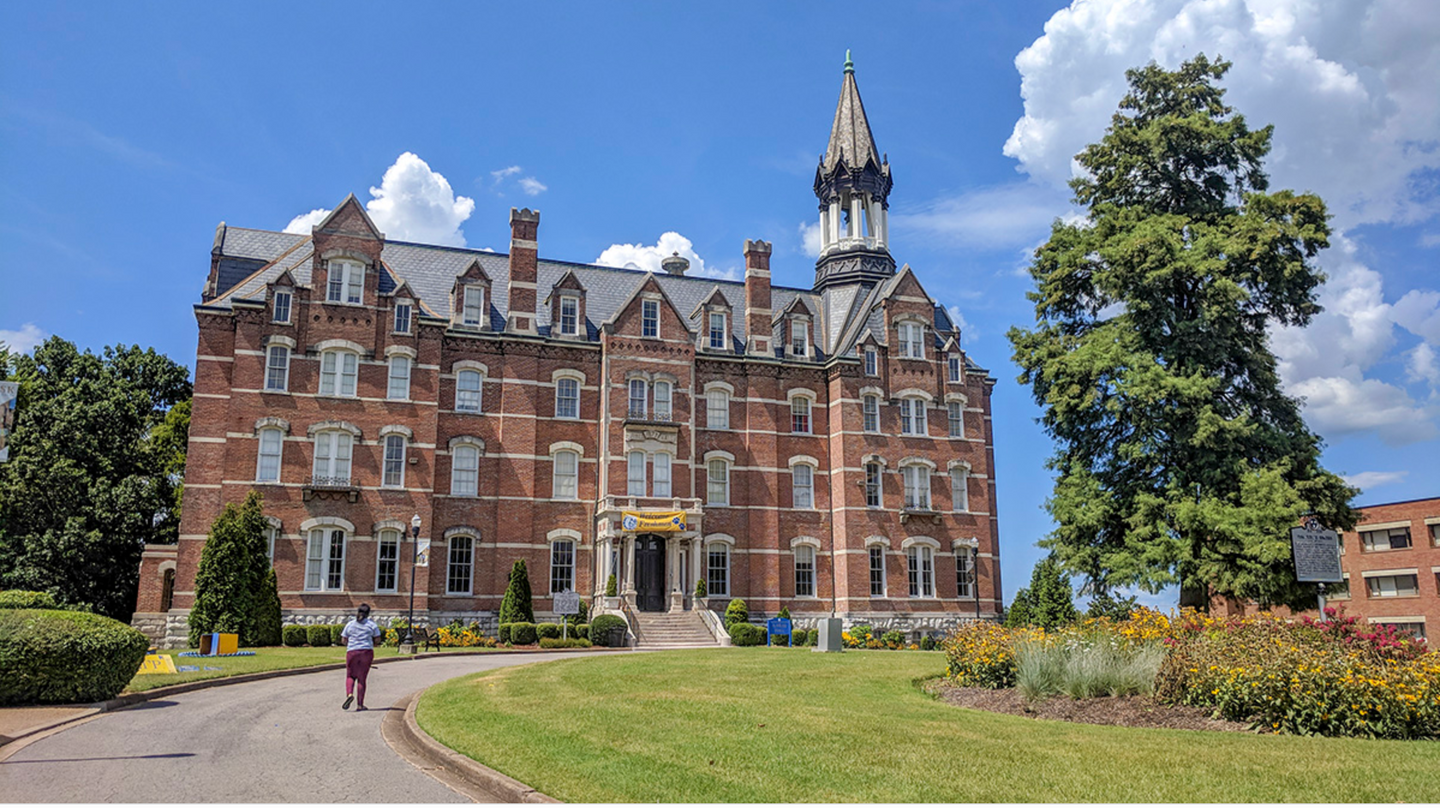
xmin=189 ymin=491 xmax=274 ymax=647
xmin=499 ymin=560 xmax=534 ymax=624
xmin=0 ymin=337 xmax=191 ymax=620
xmin=1004 ymin=556 xmax=1078 ymax=630
xmin=1007 ymin=56 xmax=1356 ymax=611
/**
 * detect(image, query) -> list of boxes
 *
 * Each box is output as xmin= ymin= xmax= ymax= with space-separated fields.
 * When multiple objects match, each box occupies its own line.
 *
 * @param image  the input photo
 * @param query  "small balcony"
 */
xmin=900 ymin=506 xmax=941 ymax=526
xmin=303 ymin=475 xmax=359 ymax=503
xmin=624 ymin=407 xmax=675 ymax=427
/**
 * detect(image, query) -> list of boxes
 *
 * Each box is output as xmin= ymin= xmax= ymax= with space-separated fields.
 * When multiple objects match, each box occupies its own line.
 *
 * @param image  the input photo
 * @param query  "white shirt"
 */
xmin=341 ymin=618 xmax=382 ymax=651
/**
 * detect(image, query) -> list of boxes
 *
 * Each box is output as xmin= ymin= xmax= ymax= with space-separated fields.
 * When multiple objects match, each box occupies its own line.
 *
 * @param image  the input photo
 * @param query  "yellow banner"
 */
xmin=621 ymin=511 xmax=687 ymax=532
xmin=136 ymin=653 xmax=178 ymax=675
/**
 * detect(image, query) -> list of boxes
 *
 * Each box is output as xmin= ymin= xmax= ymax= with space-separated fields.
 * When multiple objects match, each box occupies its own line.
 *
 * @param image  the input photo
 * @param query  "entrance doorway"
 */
xmin=635 ymin=535 xmax=666 ymax=612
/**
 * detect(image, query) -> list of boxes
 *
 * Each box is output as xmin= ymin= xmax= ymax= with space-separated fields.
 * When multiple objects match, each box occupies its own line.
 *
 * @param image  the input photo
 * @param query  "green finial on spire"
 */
xmin=844 ymin=49 xmax=854 ymax=74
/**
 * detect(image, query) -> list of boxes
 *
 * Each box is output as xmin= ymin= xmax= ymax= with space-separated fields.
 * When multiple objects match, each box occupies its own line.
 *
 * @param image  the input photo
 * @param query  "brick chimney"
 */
xmin=744 ymin=239 xmax=772 ymax=357
xmin=506 ymin=208 xmax=540 ymax=334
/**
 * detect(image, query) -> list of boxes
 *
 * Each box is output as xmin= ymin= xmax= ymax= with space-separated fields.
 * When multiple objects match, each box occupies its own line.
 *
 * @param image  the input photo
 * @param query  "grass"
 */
xmin=125 ymin=644 xmax=492 ymax=692
xmin=1015 ymin=637 xmax=1165 ymax=702
xmin=416 ymin=648 xmax=1440 ymax=803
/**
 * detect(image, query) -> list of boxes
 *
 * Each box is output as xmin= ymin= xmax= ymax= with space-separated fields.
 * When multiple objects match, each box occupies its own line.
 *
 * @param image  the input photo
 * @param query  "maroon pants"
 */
xmin=345 ymin=649 xmax=374 ymax=705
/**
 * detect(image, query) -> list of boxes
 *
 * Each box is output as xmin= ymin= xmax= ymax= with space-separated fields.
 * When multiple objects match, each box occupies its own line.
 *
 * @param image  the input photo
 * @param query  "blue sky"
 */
xmin=3 ymin=2 xmax=1438 ymax=608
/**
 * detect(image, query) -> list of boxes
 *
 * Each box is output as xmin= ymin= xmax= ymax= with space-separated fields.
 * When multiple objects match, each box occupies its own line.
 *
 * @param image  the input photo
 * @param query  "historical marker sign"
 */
xmin=554 ymin=591 xmax=581 ymax=615
xmin=1291 ymin=522 xmax=1343 ymax=583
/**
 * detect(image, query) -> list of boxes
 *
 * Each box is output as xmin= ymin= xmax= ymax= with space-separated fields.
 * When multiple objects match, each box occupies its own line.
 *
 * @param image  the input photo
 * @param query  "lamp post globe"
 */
xmin=404 ymin=513 xmax=421 ymax=652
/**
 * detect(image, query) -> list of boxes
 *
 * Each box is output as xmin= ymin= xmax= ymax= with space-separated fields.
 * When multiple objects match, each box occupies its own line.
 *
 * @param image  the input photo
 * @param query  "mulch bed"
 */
xmin=924 ymin=680 xmax=1252 ymax=733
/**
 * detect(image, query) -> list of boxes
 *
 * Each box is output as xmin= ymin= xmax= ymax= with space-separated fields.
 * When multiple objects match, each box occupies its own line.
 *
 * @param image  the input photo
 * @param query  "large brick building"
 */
xmin=133 ymin=59 xmax=1003 ymax=647
xmin=1214 ymin=497 xmax=1440 ymax=642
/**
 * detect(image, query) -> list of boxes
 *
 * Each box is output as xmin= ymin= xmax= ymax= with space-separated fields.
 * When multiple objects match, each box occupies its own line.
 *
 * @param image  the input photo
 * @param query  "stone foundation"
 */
xmin=744 ymin=610 xmax=997 ymax=640
xmin=131 ymin=608 xmax=503 ymax=649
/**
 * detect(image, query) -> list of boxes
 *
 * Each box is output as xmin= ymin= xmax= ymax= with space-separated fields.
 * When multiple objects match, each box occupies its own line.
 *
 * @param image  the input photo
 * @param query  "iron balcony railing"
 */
xmin=307 ymin=474 xmax=355 ymax=488
xmin=626 ymin=406 xmax=673 ymax=423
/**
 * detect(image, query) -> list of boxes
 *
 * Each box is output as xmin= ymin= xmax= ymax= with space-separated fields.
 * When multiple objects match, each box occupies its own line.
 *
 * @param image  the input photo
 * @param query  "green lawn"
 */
xmin=126 ymin=645 xmax=492 ymax=692
xmin=417 ymin=648 xmax=1440 ymax=803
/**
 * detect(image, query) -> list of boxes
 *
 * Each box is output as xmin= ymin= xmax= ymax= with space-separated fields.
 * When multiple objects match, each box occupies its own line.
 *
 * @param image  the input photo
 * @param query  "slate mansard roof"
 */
xmin=201 ymin=225 xmax=969 ymax=365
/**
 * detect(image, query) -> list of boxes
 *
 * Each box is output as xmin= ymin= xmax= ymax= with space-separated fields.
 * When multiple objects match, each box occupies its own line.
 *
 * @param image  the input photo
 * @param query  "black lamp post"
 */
xmin=405 ymin=513 xmax=421 ymax=650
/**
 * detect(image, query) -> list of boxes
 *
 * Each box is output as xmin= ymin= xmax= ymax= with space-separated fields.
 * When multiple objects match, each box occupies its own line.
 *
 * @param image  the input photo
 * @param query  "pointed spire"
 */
xmin=823 ymin=52 xmax=880 ymax=174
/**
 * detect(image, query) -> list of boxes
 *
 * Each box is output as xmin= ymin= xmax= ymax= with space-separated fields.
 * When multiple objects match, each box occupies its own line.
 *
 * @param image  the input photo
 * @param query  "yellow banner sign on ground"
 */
xmin=621 ymin=511 xmax=687 ymax=532
xmin=136 ymin=653 xmax=178 ymax=675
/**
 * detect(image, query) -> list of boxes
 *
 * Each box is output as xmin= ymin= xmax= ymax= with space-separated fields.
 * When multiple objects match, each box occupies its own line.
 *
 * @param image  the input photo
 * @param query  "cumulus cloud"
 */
xmin=1407 ymin=342 xmax=1440 ymax=388
xmin=1342 ymin=470 xmax=1409 ymax=490
xmin=596 ymin=232 xmax=738 ymax=280
xmin=0 ymin=323 xmax=47 ymax=353
xmin=946 ymin=305 xmax=977 ymax=342
xmin=1005 ymin=0 xmax=1440 ymax=228
xmin=283 ymin=153 xmax=475 ymax=247
xmin=487 ymin=165 xmax=547 ymax=197
xmin=518 ymin=177 xmax=548 ymax=196
xmin=798 ymin=221 xmax=822 ymax=258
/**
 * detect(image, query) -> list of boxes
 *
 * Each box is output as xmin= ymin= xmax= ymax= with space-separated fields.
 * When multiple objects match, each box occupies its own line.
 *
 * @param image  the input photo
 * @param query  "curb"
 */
xmin=0 ymin=646 xmax=628 ymax=756
xmin=385 ymin=689 xmax=558 ymax=803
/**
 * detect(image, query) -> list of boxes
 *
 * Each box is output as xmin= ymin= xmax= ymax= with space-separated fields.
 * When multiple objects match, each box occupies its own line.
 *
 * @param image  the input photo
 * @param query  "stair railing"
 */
xmin=619 ymin=599 xmax=643 ymax=647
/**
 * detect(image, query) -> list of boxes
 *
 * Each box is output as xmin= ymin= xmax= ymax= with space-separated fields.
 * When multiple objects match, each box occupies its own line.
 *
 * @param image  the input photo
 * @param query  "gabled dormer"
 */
xmin=774 ymin=296 xmax=816 ymax=361
xmin=311 ymin=195 xmax=385 ymax=308
xmin=545 ymin=269 xmax=588 ymax=340
xmin=451 ymin=259 xmax=492 ymax=331
xmin=691 ymin=286 xmax=734 ymax=354
xmin=856 ymin=329 xmax=883 ymax=378
xmin=268 ymin=269 xmax=298 ymax=325
xmin=940 ymin=334 xmax=965 ymax=385
xmin=879 ymin=265 xmax=935 ymax=361
xmin=387 ymin=279 xmax=418 ymax=336
xmin=603 ymin=273 xmax=692 ymax=342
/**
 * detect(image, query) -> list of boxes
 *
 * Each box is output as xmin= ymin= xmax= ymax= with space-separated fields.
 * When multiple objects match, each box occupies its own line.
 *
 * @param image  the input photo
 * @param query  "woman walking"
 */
xmin=340 ymin=604 xmax=383 ymax=711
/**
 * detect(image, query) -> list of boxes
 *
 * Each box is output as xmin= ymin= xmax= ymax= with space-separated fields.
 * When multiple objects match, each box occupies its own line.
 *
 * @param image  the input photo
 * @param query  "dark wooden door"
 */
xmin=636 ymin=536 xmax=665 ymax=612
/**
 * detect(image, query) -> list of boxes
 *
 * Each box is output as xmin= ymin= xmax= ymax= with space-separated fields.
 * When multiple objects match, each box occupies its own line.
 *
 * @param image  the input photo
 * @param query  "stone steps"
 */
xmin=630 ymin=610 xmax=721 ymax=648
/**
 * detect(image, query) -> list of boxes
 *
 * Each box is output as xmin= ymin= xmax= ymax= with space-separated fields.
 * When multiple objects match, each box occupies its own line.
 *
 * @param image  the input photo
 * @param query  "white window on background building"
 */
xmin=451 ymin=445 xmax=479 ymax=497
xmin=327 ymin=260 xmax=364 ymax=304
xmin=795 ymin=545 xmax=816 ymax=597
xmin=1374 ymin=621 xmax=1427 ymax=642
xmin=956 ymin=548 xmax=975 ymax=598
xmin=709 ymin=312 xmax=727 ymax=350
xmin=951 ymin=467 xmax=970 ymax=512
xmin=642 ymin=300 xmax=659 ymax=338
xmin=559 ymin=296 xmax=579 ymax=335
xmin=628 ymin=379 xmax=647 ymax=418
xmin=382 ymin=435 xmax=406 ymax=488
xmin=272 ymin=290 xmax=292 ymax=324
xmin=550 ymin=540 xmax=575 ymax=594
xmin=455 ymin=370 xmax=482 ymax=413
xmin=447 ymin=536 xmax=474 ymax=595
xmin=863 ymin=395 xmax=880 ymax=432
xmin=864 ymin=463 xmax=882 ymax=508
xmin=552 ymin=450 xmax=578 ymax=500
xmin=462 ymin=285 xmax=485 ymax=327
xmin=707 ymin=459 xmax=730 ymax=505
xmin=555 ymin=377 xmax=580 ymax=419
xmin=393 ymin=302 xmax=412 ymax=334
xmin=375 ymin=530 xmax=400 ymax=592
xmin=654 ymin=381 xmax=672 ymax=421
xmin=902 ymin=465 xmax=931 ymax=510
xmin=791 ymin=396 xmax=811 ymax=434
xmin=948 ymin=401 xmax=964 ymax=438
xmin=387 ymin=355 xmax=411 ymax=400
xmin=948 ymin=353 xmax=962 ymax=383
xmin=1361 ymin=526 xmax=1412 ymax=551
xmin=311 ymin=431 xmax=353 ymax=485
xmin=707 ymin=389 xmax=729 ymax=429
xmin=707 ymin=542 xmax=729 ymax=596
xmin=628 ymin=451 xmax=647 ymax=497
xmin=907 ymin=545 xmax=935 ymax=598
xmin=653 ymin=453 xmax=672 ymax=498
xmin=864 ymin=346 xmax=878 ymax=376
xmin=900 ymin=398 xmax=927 ymax=436
xmin=1365 ymin=573 xmax=1419 ymax=598
xmin=869 ymin=546 xmax=886 ymax=596
xmin=256 ymin=428 xmax=283 ymax=483
xmin=792 ymin=464 xmax=814 ymax=509
xmin=305 ymin=528 xmax=346 ymax=591
xmin=319 ymin=350 xmax=358 ymax=397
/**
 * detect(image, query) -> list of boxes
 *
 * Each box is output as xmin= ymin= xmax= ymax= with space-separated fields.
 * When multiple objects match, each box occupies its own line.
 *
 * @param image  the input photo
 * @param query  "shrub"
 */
xmin=729 ymin=622 xmax=766 ymax=646
xmin=436 ymin=623 xmax=496 ymax=648
xmin=536 ymin=622 xmax=561 ymax=640
xmin=921 ymin=635 xmax=938 ymax=651
xmin=509 ymin=622 xmax=538 ymax=646
xmin=539 ymin=637 xmax=592 ymax=649
xmin=497 ymin=623 xmax=511 ymax=644
xmin=189 ymin=491 xmax=270 ymax=647
xmin=724 ymin=599 xmax=748 ymax=629
xmin=694 ymin=578 xmax=706 ymax=599
xmin=881 ymin=630 xmax=906 ymax=649
xmin=0 ymin=590 xmax=59 ymax=610
xmin=605 ymin=574 xmax=618 ymax=598
xmin=778 ymin=606 xmax=791 ymax=620
xmin=499 ymin=561 xmax=534 ymax=625
xmin=329 ymin=623 xmax=345 ymax=647
xmin=842 ymin=624 xmax=872 ymax=649
xmin=590 ymin=614 xmax=626 ymax=647
xmin=574 ymin=623 xmax=589 ymax=641
xmin=282 ymin=625 xmax=307 ymax=647
xmin=564 ymin=600 xmax=589 ymax=627
xmin=0 ymin=609 xmax=150 ymax=705
xmin=944 ymin=622 xmax=1033 ymax=689
xmin=306 ymin=625 xmax=331 ymax=647
xmin=253 ymin=569 xmax=283 ymax=647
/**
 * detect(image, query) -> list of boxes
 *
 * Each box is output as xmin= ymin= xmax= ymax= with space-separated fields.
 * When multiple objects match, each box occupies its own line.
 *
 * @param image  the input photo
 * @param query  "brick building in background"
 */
xmin=133 ymin=59 xmax=1003 ymax=647
xmin=1214 ymin=497 xmax=1440 ymax=642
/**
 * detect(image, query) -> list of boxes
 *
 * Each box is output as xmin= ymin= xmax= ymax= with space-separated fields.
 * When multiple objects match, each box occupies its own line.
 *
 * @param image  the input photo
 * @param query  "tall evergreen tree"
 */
xmin=499 ymin=559 xmax=534 ymax=624
xmin=1004 ymin=556 xmax=1078 ymax=630
xmin=0 ymin=337 xmax=191 ymax=619
xmin=188 ymin=491 xmax=271 ymax=647
xmin=1007 ymin=56 xmax=1356 ymax=610
xmin=254 ymin=567 xmax=284 ymax=647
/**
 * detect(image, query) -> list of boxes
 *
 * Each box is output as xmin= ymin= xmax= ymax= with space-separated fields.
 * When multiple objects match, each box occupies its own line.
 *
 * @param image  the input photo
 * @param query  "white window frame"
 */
xmin=948 ymin=353 xmax=962 ymax=382
xmin=790 ymin=319 xmax=809 ymax=356
xmin=864 ymin=346 xmax=878 ymax=376
xmin=900 ymin=398 xmax=927 ymax=436
xmin=451 ymin=445 xmax=480 ymax=497
xmin=394 ymin=302 xmax=412 ymax=334
xmin=311 ymin=431 xmax=353 ymax=485
xmin=455 ymin=369 xmax=483 ymax=413
xmin=653 ymin=452 xmax=672 ymax=498
xmin=708 ymin=312 xmax=727 ymax=350
xmin=707 ymin=458 xmax=730 ymax=506
xmin=319 ymin=350 xmax=359 ymax=398
xmin=654 ymin=381 xmax=672 ymax=421
xmin=948 ymin=401 xmax=964 ymax=438
xmin=462 ymin=285 xmax=485 ymax=327
xmin=265 ymin=346 xmax=289 ymax=392
xmin=707 ymin=389 xmax=729 ymax=430
xmin=628 ymin=451 xmax=647 ymax=497
xmin=559 ymin=295 xmax=580 ymax=335
xmin=642 ymin=300 xmax=660 ymax=338
xmin=305 ymin=528 xmax=346 ymax=591
xmin=898 ymin=322 xmax=924 ymax=359
xmin=951 ymin=467 xmax=970 ymax=512
xmin=387 ymin=355 xmax=411 ymax=401
xmin=863 ymin=395 xmax=880 ymax=432
xmin=795 ymin=545 xmax=816 ymax=597
xmin=1365 ymin=573 xmax=1420 ymax=598
xmin=375 ymin=529 xmax=400 ymax=592
xmin=1361 ymin=527 xmax=1413 ymax=552
xmin=902 ymin=464 xmax=931 ymax=510
xmin=552 ymin=450 xmax=579 ymax=500
xmin=256 ymin=428 xmax=283 ymax=483
xmin=791 ymin=396 xmax=812 ymax=434
xmin=907 ymin=545 xmax=935 ymax=598
xmin=864 ymin=462 xmax=882 ymax=508
xmin=382 ymin=434 xmax=406 ymax=488
xmin=327 ymin=260 xmax=364 ymax=305
xmin=869 ymin=545 xmax=886 ymax=596
xmin=792 ymin=464 xmax=814 ymax=509
xmin=550 ymin=540 xmax=575 ymax=594
xmin=447 ymin=536 xmax=474 ymax=595
xmin=272 ymin=289 xmax=292 ymax=324
xmin=555 ymin=377 xmax=580 ymax=419
xmin=707 ymin=542 xmax=730 ymax=596
xmin=264 ymin=524 xmax=279 ymax=561
xmin=956 ymin=547 xmax=975 ymax=598
xmin=628 ymin=379 xmax=648 ymax=418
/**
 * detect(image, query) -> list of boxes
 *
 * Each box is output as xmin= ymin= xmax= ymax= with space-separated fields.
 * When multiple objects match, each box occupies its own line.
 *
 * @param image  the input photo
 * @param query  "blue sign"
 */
xmin=767 ymin=618 xmax=792 ymax=635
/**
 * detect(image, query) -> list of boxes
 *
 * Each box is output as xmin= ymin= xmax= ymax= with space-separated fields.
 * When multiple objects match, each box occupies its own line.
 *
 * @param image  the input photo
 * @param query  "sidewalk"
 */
xmin=0 ymin=706 xmax=95 ymax=745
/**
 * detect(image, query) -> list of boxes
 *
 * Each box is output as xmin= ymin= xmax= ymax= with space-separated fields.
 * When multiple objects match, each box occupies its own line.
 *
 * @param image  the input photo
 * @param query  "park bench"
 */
xmin=413 ymin=626 xmax=440 ymax=652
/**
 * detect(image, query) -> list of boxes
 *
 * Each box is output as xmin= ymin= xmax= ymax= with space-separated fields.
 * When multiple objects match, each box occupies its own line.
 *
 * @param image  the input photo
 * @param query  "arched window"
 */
xmin=706 ymin=458 xmax=730 ymax=505
xmin=447 ymin=535 xmax=474 ymax=595
xmin=327 ymin=260 xmax=364 ymax=304
xmin=654 ymin=381 xmax=673 ymax=421
xmin=948 ymin=401 xmax=964 ymax=437
xmin=552 ymin=450 xmax=579 ymax=500
xmin=376 ymin=529 xmax=400 ymax=592
xmin=706 ymin=389 xmax=729 ymax=429
xmin=791 ymin=396 xmax=812 ymax=434
xmin=451 ymin=444 xmax=480 ymax=497
xmin=907 ymin=545 xmax=935 ymax=598
xmin=456 ymin=369 xmax=483 ymax=412
xmin=550 ymin=539 xmax=575 ymax=594
xmin=956 ymin=547 xmax=976 ymax=598
xmin=256 ymin=428 xmax=284 ymax=483
xmin=902 ymin=464 xmax=931 ymax=510
xmin=864 ymin=462 xmax=883 ymax=508
xmin=792 ymin=464 xmax=814 ymax=509
xmin=382 ymin=435 xmax=406 ymax=488
xmin=900 ymin=397 xmax=927 ymax=436
xmin=312 ymin=430 xmax=353 ymax=485
xmin=306 ymin=527 xmax=346 ymax=591
xmin=707 ymin=542 xmax=730 ymax=596
xmin=319 ymin=350 xmax=359 ymax=397
xmin=265 ymin=345 xmax=290 ymax=392
xmin=951 ymin=466 xmax=970 ymax=512
xmin=627 ymin=451 xmax=646 ymax=497
xmin=863 ymin=394 xmax=880 ymax=432
xmin=555 ymin=377 xmax=580 ymax=419
xmin=387 ymin=355 xmax=411 ymax=400
xmin=628 ymin=379 xmax=648 ymax=418
xmin=795 ymin=544 xmax=816 ymax=597
xmin=897 ymin=322 xmax=925 ymax=359
xmin=160 ymin=568 xmax=175 ymax=612
xmin=653 ymin=452 xmax=672 ymax=498
xmin=868 ymin=545 xmax=886 ymax=596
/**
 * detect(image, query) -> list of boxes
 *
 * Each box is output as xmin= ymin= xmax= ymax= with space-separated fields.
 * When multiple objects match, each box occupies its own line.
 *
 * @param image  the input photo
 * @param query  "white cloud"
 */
xmin=490 ymin=165 xmax=522 ymax=183
xmin=1407 ymin=342 xmax=1440 ymax=388
xmin=946 ymin=305 xmax=977 ymax=342
xmin=798 ymin=221 xmax=822 ymax=258
xmin=518 ymin=177 xmax=548 ymax=196
xmin=0 ymin=323 xmax=47 ymax=353
xmin=1006 ymin=0 xmax=1440 ymax=229
xmin=283 ymin=153 xmax=475 ymax=247
xmin=595 ymin=232 xmax=738 ymax=280
xmin=1342 ymin=470 xmax=1409 ymax=490
xmin=894 ymin=182 xmax=1069 ymax=250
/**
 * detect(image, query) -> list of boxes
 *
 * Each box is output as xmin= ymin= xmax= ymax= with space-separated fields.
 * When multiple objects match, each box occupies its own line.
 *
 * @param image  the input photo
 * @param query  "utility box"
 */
xmin=814 ymin=618 xmax=845 ymax=653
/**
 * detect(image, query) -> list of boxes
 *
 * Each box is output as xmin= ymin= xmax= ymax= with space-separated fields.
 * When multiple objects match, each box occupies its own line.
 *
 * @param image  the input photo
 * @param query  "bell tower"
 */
xmin=813 ymin=51 xmax=895 ymax=291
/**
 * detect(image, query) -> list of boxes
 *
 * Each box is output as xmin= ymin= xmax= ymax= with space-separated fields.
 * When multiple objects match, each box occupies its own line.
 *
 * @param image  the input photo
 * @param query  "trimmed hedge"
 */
xmin=0 ymin=590 xmax=59 ymax=610
xmin=724 ymin=599 xmax=749 ymax=629
xmin=329 ymin=623 xmax=345 ymax=647
xmin=0 ymin=609 xmax=150 ymax=705
xmin=510 ymin=622 xmax=538 ymax=645
xmin=307 ymin=625 xmax=332 ymax=647
xmin=498 ymin=623 xmax=512 ymax=644
xmin=536 ymin=622 xmax=562 ymax=640
xmin=282 ymin=625 xmax=307 ymax=647
xmin=728 ymin=622 xmax=766 ymax=646
xmin=574 ymin=623 xmax=589 ymax=641
xmin=589 ymin=614 xmax=627 ymax=647
xmin=539 ymin=637 xmax=592 ymax=649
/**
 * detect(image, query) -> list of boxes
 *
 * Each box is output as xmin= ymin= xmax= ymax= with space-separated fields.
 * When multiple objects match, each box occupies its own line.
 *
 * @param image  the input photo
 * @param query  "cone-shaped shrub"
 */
xmin=189 ymin=491 xmax=270 ymax=647
xmin=499 ymin=560 xmax=534 ymax=624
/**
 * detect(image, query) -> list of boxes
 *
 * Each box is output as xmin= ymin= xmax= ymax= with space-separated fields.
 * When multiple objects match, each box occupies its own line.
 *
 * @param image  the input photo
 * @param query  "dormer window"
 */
xmin=708 ymin=312 xmax=727 ymax=350
xmin=461 ymin=286 xmax=485 ymax=327
xmin=948 ymin=353 xmax=962 ymax=382
xmin=327 ymin=260 xmax=364 ymax=305
xmin=790 ymin=320 xmax=809 ymax=357
xmin=642 ymin=300 xmax=660 ymax=338
xmin=864 ymin=346 xmax=878 ymax=376
xmin=394 ymin=302 xmax=412 ymax=334
xmin=559 ymin=296 xmax=580 ymax=336
xmin=272 ymin=290 xmax=292 ymax=324
xmin=898 ymin=322 xmax=925 ymax=359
